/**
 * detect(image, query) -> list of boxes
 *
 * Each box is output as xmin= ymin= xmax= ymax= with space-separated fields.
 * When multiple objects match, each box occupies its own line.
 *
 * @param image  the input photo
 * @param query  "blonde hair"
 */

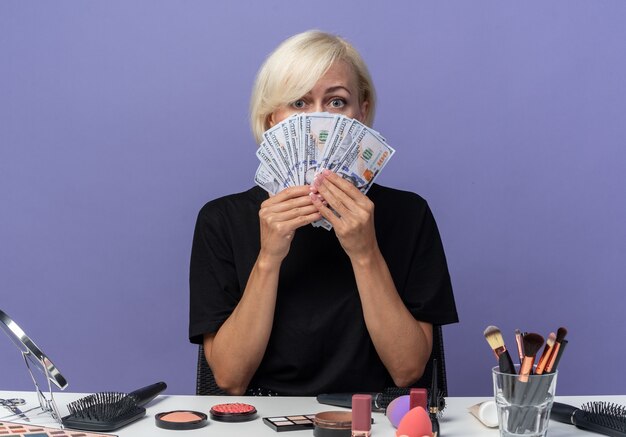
xmin=250 ymin=30 xmax=376 ymax=144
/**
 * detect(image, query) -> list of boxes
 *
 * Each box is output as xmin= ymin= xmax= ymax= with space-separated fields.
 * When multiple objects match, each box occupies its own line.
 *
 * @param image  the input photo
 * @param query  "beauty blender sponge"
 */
xmin=386 ymin=395 xmax=410 ymax=428
xmin=396 ymin=406 xmax=432 ymax=437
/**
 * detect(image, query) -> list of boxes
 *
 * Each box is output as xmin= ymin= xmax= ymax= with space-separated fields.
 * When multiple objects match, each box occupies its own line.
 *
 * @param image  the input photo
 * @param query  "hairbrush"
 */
xmin=318 ymin=390 xmax=400 ymax=412
xmin=551 ymin=401 xmax=626 ymax=437
xmin=62 ymin=381 xmax=166 ymax=431
xmin=317 ymin=386 xmax=445 ymax=415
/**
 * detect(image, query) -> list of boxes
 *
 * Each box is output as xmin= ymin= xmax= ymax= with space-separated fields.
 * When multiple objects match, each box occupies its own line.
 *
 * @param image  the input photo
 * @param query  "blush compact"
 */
xmin=155 ymin=410 xmax=208 ymax=430
xmin=210 ymin=402 xmax=258 ymax=422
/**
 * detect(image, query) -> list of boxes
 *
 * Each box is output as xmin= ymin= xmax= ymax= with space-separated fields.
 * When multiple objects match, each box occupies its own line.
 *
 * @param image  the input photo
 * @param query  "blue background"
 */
xmin=1 ymin=1 xmax=625 ymax=396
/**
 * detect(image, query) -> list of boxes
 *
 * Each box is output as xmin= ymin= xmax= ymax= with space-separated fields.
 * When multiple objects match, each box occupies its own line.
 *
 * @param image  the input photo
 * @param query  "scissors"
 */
xmin=0 ymin=398 xmax=29 ymax=421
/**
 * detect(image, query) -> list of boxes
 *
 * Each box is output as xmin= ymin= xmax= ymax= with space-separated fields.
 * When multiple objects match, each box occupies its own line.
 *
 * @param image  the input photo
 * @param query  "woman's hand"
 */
xmin=259 ymin=185 xmax=321 ymax=262
xmin=310 ymin=169 xmax=377 ymax=261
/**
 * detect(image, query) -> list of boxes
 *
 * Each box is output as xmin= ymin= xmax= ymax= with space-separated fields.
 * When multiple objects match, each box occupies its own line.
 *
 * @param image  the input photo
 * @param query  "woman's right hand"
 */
xmin=259 ymin=186 xmax=321 ymax=261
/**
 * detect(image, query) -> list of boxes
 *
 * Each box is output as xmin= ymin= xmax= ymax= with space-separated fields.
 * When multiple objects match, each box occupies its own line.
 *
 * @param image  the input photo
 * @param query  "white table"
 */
xmin=1 ymin=391 xmax=623 ymax=436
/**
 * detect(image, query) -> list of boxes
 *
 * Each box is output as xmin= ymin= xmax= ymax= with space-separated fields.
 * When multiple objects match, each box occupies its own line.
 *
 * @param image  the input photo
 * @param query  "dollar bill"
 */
xmin=303 ymin=112 xmax=337 ymax=184
xmin=254 ymin=164 xmax=282 ymax=195
xmin=335 ymin=128 xmax=395 ymax=194
xmin=254 ymin=112 xmax=395 ymax=230
xmin=256 ymin=143 xmax=290 ymax=190
xmin=264 ymin=124 xmax=297 ymax=186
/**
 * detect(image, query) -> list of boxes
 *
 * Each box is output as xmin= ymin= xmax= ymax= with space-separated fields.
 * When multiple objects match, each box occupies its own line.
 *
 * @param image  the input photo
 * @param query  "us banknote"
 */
xmin=254 ymin=112 xmax=395 ymax=229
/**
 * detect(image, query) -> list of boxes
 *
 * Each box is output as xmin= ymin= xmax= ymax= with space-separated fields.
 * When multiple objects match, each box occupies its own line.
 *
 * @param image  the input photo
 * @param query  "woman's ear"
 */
xmin=267 ymin=113 xmax=276 ymax=128
xmin=359 ymin=100 xmax=370 ymax=123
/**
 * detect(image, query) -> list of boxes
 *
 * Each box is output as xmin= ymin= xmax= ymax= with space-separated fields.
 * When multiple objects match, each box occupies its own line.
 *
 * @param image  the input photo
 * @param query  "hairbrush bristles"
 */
xmin=63 ymin=392 xmax=145 ymax=431
xmin=67 ymin=392 xmax=130 ymax=418
xmin=581 ymin=401 xmax=626 ymax=433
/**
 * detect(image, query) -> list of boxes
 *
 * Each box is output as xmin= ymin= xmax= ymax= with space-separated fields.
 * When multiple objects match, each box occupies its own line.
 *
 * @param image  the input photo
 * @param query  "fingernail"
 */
xmin=312 ymin=174 xmax=321 ymax=187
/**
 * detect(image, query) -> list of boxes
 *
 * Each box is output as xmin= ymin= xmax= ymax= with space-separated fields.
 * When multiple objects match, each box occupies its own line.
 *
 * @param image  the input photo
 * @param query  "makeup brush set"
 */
xmin=483 ymin=325 xmax=568 ymax=378
xmin=483 ymin=325 xmax=626 ymax=436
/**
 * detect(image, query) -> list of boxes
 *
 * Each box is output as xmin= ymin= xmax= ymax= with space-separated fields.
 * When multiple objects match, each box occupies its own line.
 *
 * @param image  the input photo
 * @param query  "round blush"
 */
xmin=210 ymin=403 xmax=257 ymax=422
xmin=156 ymin=410 xmax=208 ymax=430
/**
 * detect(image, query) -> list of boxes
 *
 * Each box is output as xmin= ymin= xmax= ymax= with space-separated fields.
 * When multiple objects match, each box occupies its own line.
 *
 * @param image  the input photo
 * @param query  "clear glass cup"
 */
xmin=492 ymin=366 xmax=558 ymax=437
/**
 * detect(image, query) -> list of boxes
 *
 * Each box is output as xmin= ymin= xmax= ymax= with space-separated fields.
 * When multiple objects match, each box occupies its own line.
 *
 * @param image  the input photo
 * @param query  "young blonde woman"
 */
xmin=189 ymin=30 xmax=458 ymax=396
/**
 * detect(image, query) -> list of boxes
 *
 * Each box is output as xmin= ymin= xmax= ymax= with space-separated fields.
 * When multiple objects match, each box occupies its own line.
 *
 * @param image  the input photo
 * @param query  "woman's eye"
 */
xmin=329 ymin=98 xmax=346 ymax=108
xmin=291 ymin=100 xmax=306 ymax=109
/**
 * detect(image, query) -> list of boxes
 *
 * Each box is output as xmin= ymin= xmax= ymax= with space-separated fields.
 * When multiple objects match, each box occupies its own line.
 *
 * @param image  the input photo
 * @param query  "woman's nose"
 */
xmin=309 ymin=102 xmax=324 ymax=113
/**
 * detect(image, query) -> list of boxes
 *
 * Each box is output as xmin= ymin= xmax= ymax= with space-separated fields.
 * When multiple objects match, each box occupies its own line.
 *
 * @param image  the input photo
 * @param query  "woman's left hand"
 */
xmin=310 ymin=169 xmax=377 ymax=260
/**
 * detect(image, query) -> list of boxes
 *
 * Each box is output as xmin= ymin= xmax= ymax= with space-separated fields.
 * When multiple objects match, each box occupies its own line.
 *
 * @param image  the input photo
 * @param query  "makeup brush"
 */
xmin=534 ymin=332 xmax=556 ymax=375
xmin=550 ymin=339 xmax=568 ymax=371
xmin=518 ymin=333 xmax=544 ymax=382
xmin=514 ymin=329 xmax=524 ymax=366
xmin=545 ymin=327 xmax=568 ymax=373
xmin=551 ymin=401 xmax=626 ymax=437
xmin=483 ymin=325 xmax=516 ymax=374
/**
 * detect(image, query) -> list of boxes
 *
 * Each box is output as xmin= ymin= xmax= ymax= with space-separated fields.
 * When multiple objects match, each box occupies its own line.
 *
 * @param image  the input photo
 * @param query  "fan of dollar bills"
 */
xmin=254 ymin=112 xmax=395 ymax=229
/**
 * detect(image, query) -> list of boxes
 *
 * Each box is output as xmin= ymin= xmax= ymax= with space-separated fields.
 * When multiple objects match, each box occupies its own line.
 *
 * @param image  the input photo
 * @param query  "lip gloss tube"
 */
xmin=352 ymin=394 xmax=372 ymax=437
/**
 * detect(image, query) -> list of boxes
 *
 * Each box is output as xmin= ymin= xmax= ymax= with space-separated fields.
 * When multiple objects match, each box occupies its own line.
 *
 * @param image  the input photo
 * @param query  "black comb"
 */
xmin=551 ymin=401 xmax=626 ymax=437
xmin=62 ymin=381 xmax=166 ymax=431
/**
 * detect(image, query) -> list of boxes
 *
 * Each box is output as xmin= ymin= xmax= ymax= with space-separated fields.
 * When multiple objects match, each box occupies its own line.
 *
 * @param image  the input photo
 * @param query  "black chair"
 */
xmin=196 ymin=343 xmax=228 ymax=395
xmin=196 ymin=325 xmax=449 ymax=397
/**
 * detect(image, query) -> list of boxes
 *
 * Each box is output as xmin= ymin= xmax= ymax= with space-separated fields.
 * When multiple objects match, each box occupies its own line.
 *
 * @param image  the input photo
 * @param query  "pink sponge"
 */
xmin=396 ymin=406 xmax=432 ymax=437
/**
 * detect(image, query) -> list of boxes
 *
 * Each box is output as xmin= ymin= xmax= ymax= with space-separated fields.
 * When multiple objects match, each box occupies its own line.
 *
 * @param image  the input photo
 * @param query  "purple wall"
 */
xmin=2 ymin=1 xmax=625 ymax=397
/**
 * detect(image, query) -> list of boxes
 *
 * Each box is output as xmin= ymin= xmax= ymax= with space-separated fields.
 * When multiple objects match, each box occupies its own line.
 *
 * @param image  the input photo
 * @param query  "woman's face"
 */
xmin=269 ymin=61 xmax=369 ymax=127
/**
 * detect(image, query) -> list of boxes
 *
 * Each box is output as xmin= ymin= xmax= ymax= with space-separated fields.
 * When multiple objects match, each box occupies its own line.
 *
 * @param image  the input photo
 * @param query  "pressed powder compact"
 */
xmin=210 ymin=402 xmax=258 ymax=422
xmin=155 ymin=410 xmax=208 ymax=430
xmin=313 ymin=411 xmax=353 ymax=437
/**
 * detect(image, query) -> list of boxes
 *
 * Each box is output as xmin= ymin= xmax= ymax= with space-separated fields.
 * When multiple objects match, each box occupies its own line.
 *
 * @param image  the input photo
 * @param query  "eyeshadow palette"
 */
xmin=263 ymin=414 xmax=316 ymax=432
xmin=0 ymin=420 xmax=116 ymax=436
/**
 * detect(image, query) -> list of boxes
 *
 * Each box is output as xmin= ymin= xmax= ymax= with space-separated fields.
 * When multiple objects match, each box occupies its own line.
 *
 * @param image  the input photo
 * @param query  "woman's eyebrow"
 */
xmin=324 ymin=86 xmax=351 ymax=95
